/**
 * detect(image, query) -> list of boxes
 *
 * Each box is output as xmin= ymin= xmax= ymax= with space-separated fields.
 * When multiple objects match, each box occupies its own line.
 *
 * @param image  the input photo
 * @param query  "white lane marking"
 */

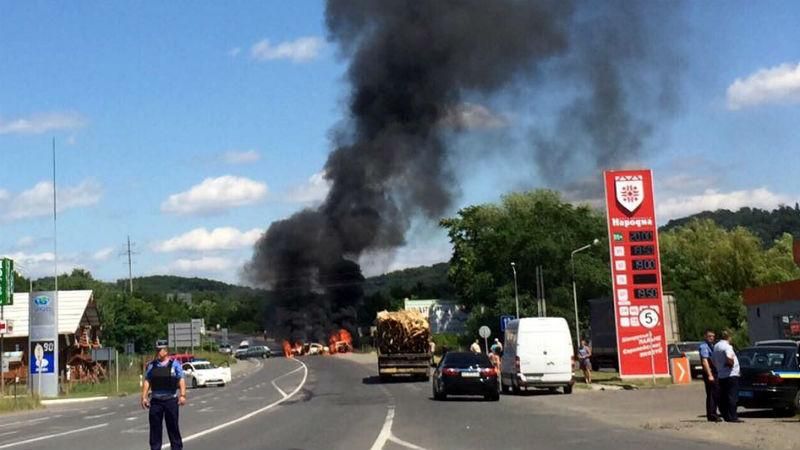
xmin=100 ymin=406 xmax=109 ymax=411
xmin=0 ymin=423 xmax=108 ymax=449
xmin=370 ymin=406 xmax=395 ymax=450
xmin=84 ymin=411 xmax=116 ymax=420
xmin=272 ymin=383 xmax=288 ymax=398
xmin=165 ymin=359 xmax=308 ymax=448
xmin=389 ymin=435 xmax=427 ymax=450
xmin=0 ymin=416 xmax=51 ymax=428
xmin=0 ymin=431 xmax=18 ymax=438
xmin=126 ymin=417 xmax=137 ymax=421
xmin=198 ymin=406 xmax=214 ymax=412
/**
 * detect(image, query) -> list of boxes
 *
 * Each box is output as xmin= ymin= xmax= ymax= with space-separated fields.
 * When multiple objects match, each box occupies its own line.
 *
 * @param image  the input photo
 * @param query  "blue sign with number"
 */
xmin=30 ymin=341 xmax=55 ymax=374
xmin=500 ymin=315 xmax=515 ymax=332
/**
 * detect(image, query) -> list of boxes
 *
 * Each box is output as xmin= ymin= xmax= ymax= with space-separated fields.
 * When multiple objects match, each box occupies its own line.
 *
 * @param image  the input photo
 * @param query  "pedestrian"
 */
xmin=712 ymin=329 xmax=743 ymax=423
xmin=489 ymin=348 xmax=502 ymax=378
xmin=141 ymin=340 xmax=187 ymax=450
xmin=577 ymin=339 xmax=592 ymax=384
xmin=470 ymin=339 xmax=481 ymax=353
xmin=699 ymin=328 xmax=721 ymax=422
xmin=491 ymin=338 xmax=503 ymax=355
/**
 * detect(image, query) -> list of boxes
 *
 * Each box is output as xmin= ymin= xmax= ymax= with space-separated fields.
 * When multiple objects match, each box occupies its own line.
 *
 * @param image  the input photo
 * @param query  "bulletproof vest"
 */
xmin=150 ymin=361 xmax=178 ymax=391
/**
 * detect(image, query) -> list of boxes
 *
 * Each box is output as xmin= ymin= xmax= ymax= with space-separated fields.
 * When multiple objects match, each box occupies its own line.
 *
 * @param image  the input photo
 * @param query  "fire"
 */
xmin=282 ymin=340 xmax=293 ymax=358
xmin=329 ymin=329 xmax=353 ymax=354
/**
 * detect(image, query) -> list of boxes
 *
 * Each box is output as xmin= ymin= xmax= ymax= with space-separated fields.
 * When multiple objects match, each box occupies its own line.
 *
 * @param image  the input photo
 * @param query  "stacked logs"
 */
xmin=375 ymin=310 xmax=431 ymax=354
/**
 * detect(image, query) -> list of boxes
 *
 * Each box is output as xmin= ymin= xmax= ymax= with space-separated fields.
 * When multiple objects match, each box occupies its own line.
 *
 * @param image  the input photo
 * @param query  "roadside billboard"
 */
xmin=29 ymin=291 xmax=59 ymax=396
xmin=603 ymin=169 xmax=669 ymax=378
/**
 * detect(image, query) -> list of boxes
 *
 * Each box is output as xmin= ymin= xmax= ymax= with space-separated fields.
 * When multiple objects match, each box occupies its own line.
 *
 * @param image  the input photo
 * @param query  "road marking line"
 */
xmin=85 ymin=411 xmax=116 ymax=420
xmin=126 ymin=417 xmax=137 ymax=421
xmin=0 ymin=431 xmax=19 ymax=438
xmin=370 ymin=405 xmax=395 ymax=450
xmin=0 ymin=423 xmax=108 ymax=449
xmin=389 ymin=435 xmax=427 ymax=450
xmin=165 ymin=359 xmax=308 ymax=448
xmin=0 ymin=417 xmax=50 ymax=428
xmin=272 ymin=381 xmax=288 ymax=398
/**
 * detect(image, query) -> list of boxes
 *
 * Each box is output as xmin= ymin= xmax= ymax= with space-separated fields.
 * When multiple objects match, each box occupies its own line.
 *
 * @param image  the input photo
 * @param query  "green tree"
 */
xmin=440 ymin=190 xmax=610 ymax=340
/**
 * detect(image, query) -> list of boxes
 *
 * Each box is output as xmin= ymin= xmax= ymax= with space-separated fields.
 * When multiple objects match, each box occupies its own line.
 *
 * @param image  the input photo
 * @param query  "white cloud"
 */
xmin=228 ymin=47 xmax=241 ymax=57
xmin=5 ymin=179 xmax=102 ymax=221
xmin=1 ymin=251 xmax=83 ymax=279
xmin=154 ymin=227 xmax=262 ymax=252
xmin=0 ymin=112 xmax=87 ymax=135
xmin=727 ymin=62 xmax=800 ymax=110
xmin=250 ymin=36 xmax=324 ymax=63
xmin=92 ymin=247 xmax=115 ymax=261
xmin=167 ymin=256 xmax=235 ymax=274
xmin=657 ymin=187 xmax=793 ymax=221
xmin=222 ymin=150 xmax=260 ymax=165
xmin=161 ymin=176 xmax=268 ymax=215
xmin=15 ymin=236 xmax=35 ymax=248
xmin=285 ymin=171 xmax=331 ymax=204
xmin=441 ymin=103 xmax=510 ymax=130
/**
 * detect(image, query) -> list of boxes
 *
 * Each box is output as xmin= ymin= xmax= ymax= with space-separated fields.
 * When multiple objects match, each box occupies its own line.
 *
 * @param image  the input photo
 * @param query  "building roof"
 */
xmin=2 ymin=290 xmax=98 ymax=338
xmin=744 ymin=280 xmax=800 ymax=306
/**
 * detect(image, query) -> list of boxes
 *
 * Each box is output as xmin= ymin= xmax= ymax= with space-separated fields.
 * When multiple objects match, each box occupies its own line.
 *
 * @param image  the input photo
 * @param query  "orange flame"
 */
xmin=329 ymin=329 xmax=353 ymax=354
xmin=282 ymin=340 xmax=293 ymax=358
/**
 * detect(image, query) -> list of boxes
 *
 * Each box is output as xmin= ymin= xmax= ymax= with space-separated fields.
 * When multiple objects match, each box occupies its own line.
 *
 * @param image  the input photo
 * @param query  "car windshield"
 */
xmin=442 ymin=353 xmax=491 ymax=367
xmin=739 ymin=348 xmax=794 ymax=370
xmin=193 ymin=362 xmax=215 ymax=370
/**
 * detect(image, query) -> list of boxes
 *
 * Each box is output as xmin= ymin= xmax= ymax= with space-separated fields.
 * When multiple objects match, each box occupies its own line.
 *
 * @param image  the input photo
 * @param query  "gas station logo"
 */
xmin=615 ymin=175 xmax=644 ymax=214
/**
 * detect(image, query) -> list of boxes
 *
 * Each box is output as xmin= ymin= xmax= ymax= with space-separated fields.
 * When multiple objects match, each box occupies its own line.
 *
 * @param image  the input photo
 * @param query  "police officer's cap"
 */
xmin=155 ymin=339 xmax=169 ymax=349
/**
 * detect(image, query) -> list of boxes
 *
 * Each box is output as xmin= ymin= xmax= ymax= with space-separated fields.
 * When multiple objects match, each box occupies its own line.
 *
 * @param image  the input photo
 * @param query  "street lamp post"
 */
xmin=571 ymin=239 xmax=600 ymax=348
xmin=511 ymin=262 xmax=519 ymax=319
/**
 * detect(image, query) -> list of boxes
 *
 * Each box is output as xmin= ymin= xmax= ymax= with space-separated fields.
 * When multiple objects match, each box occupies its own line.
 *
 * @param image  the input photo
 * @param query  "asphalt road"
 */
xmin=0 ymin=354 xmax=743 ymax=450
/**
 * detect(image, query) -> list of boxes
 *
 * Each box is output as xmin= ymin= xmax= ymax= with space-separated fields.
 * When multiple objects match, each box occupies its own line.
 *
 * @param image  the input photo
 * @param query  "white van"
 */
xmin=500 ymin=317 xmax=575 ymax=394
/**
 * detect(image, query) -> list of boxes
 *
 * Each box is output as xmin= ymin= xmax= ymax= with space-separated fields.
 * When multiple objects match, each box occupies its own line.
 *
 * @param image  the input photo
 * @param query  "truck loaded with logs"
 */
xmin=375 ymin=310 xmax=432 ymax=381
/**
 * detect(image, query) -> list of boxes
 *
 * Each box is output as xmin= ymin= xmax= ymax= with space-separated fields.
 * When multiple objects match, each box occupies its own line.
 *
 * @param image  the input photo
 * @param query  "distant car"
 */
xmin=236 ymin=345 xmax=271 ymax=359
xmin=219 ymin=344 xmax=232 ymax=354
xmin=432 ymin=351 xmax=499 ymax=401
xmin=182 ymin=360 xmax=231 ymax=388
xmin=673 ymin=341 xmax=703 ymax=377
xmin=234 ymin=342 xmax=250 ymax=358
xmin=754 ymin=340 xmax=799 ymax=348
xmin=738 ymin=346 xmax=800 ymax=415
xmin=307 ymin=343 xmax=324 ymax=355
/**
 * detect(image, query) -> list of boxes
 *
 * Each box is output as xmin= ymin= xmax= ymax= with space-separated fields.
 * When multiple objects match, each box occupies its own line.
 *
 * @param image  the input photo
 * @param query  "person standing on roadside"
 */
xmin=470 ymin=339 xmax=481 ymax=353
xmin=141 ymin=340 xmax=187 ymax=450
xmin=699 ymin=328 xmax=721 ymax=422
xmin=577 ymin=339 xmax=592 ymax=384
xmin=712 ymin=329 xmax=743 ymax=423
xmin=491 ymin=338 xmax=503 ymax=355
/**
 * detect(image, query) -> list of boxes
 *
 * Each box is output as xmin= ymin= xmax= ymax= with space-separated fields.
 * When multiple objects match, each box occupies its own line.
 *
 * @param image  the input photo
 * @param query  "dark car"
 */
xmin=236 ymin=345 xmax=271 ymax=359
xmin=432 ymin=352 xmax=499 ymax=401
xmin=738 ymin=346 xmax=800 ymax=415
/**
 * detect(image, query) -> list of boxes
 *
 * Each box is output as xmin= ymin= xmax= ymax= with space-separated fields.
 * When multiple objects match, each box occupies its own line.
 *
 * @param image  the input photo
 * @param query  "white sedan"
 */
xmin=182 ymin=360 xmax=232 ymax=388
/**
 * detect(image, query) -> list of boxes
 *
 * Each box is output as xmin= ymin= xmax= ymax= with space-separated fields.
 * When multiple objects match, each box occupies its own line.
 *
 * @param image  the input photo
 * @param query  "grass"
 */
xmin=574 ymin=369 xmax=675 ymax=389
xmin=0 ymin=395 xmax=41 ymax=413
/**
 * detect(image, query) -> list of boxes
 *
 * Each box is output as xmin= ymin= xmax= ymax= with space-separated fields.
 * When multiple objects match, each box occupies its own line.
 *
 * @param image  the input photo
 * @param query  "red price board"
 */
xmin=603 ymin=169 xmax=669 ymax=378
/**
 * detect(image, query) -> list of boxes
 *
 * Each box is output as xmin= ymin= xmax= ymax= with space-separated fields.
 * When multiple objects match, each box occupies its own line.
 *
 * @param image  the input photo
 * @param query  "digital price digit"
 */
xmin=628 ymin=231 xmax=654 ymax=242
xmin=633 ymin=274 xmax=657 ymax=285
xmin=631 ymin=245 xmax=654 ymax=256
xmin=632 ymin=259 xmax=657 ymax=271
xmin=634 ymin=288 xmax=659 ymax=299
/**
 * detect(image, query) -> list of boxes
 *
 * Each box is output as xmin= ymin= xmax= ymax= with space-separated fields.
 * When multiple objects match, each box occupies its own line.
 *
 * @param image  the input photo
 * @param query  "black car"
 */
xmin=236 ymin=345 xmax=271 ymax=359
xmin=432 ymin=352 xmax=499 ymax=401
xmin=738 ymin=346 xmax=800 ymax=414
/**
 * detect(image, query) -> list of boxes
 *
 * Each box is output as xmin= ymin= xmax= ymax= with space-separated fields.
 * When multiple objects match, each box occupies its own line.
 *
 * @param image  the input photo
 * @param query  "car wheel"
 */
xmin=563 ymin=384 xmax=573 ymax=395
xmin=219 ymin=383 xmax=226 ymax=387
xmin=485 ymin=392 xmax=500 ymax=401
xmin=433 ymin=384 xmax=447 ymax=401
xmin=501 ymin=381 xmax=510 ymax=394
xmin=262 ymin=353 xmax=268 ymax=359
xmin=191 ymin=377 xmax=198 ymax=389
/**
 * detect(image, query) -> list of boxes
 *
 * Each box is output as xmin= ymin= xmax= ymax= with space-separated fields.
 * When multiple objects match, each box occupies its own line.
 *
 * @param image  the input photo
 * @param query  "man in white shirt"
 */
xmin=711 ymin=329 xmax=742 ymax=423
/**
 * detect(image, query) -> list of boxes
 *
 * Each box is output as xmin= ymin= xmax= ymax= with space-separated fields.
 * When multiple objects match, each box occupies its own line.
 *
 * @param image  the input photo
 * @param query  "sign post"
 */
xmin=0 ymin=258 xmax=14 ymax=397
xmin=479 ymin=326 xmax=491 ymax=355
xmin=603 ymin=170 xmax=669 ymax=379
xmin=29 ymin=292 xmax=59 ymax=397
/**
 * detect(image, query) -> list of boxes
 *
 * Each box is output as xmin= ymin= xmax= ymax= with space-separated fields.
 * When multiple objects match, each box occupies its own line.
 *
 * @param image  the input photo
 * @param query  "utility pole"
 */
xmin=120 ymin=236 xmax=138 ymax=295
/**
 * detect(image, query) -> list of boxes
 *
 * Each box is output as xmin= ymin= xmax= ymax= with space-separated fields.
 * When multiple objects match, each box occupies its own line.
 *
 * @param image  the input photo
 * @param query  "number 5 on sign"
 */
xmin=639 ymin=308 xmax=659 ymax=329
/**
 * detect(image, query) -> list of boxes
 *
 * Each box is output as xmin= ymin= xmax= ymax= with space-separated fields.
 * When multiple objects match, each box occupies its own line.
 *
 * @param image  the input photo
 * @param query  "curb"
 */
xmin=41 ymin=396 xmax=109 ymax=405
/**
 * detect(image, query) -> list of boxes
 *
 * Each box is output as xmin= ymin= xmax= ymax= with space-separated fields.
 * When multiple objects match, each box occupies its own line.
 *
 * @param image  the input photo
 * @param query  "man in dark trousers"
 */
xmin=712 ymin=329 xmax=743 ymax=423
xmin=141 ymin=340 xmax=187 ymax=450
xmin=699 ymin=329 xmax=720 ymax=422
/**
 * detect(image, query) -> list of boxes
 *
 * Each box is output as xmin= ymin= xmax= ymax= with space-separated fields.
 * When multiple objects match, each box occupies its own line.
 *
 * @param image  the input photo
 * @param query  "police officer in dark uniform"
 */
xmin=141 ymin=340 xmax=187 ymax=450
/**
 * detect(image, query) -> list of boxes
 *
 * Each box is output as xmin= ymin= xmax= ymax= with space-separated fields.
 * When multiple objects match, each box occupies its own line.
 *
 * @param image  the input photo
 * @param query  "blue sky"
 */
xmin=1 ymin=2 xmax=799 ymax=283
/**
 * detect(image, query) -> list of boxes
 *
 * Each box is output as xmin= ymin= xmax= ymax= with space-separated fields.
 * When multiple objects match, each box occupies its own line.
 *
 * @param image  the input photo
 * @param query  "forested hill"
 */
xmin=122 ymin=275 xmax=260 ymax=297
xmin=661 ymin=204 xmax=800 ymax=244
xmin=363 ymin=262 xmax=452 ymax=298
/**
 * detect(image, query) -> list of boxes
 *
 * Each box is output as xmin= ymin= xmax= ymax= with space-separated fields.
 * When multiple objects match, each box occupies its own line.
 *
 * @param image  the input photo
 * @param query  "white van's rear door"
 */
xmin=519 ymin=332 xmax=572 ymax=376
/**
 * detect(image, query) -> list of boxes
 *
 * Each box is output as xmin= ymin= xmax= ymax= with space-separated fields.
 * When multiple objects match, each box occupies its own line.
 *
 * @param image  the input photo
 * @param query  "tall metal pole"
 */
xmin=511 ymin=262 xmax=519 ymax=319
xmin=571 ymin=255 xmax=581 ymax=349
xmin=127 ymin=236 xmax=133 ymax=294
xmin=51 ymin=138 xmax=58 ymax=397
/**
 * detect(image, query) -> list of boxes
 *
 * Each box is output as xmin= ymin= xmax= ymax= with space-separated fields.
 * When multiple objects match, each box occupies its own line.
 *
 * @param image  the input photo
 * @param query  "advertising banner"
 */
xmin=29 ymin=291 xmax=59 ymax=396
xmin=603 ymin=170 xmax=669 ymax=378
xmin=0 ymin=258 xmax=13 ymax=306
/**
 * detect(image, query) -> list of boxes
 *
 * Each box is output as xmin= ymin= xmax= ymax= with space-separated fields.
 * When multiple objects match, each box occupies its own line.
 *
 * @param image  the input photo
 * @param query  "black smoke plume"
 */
xmin=246 ymin=0 xmax=682 ymax=340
